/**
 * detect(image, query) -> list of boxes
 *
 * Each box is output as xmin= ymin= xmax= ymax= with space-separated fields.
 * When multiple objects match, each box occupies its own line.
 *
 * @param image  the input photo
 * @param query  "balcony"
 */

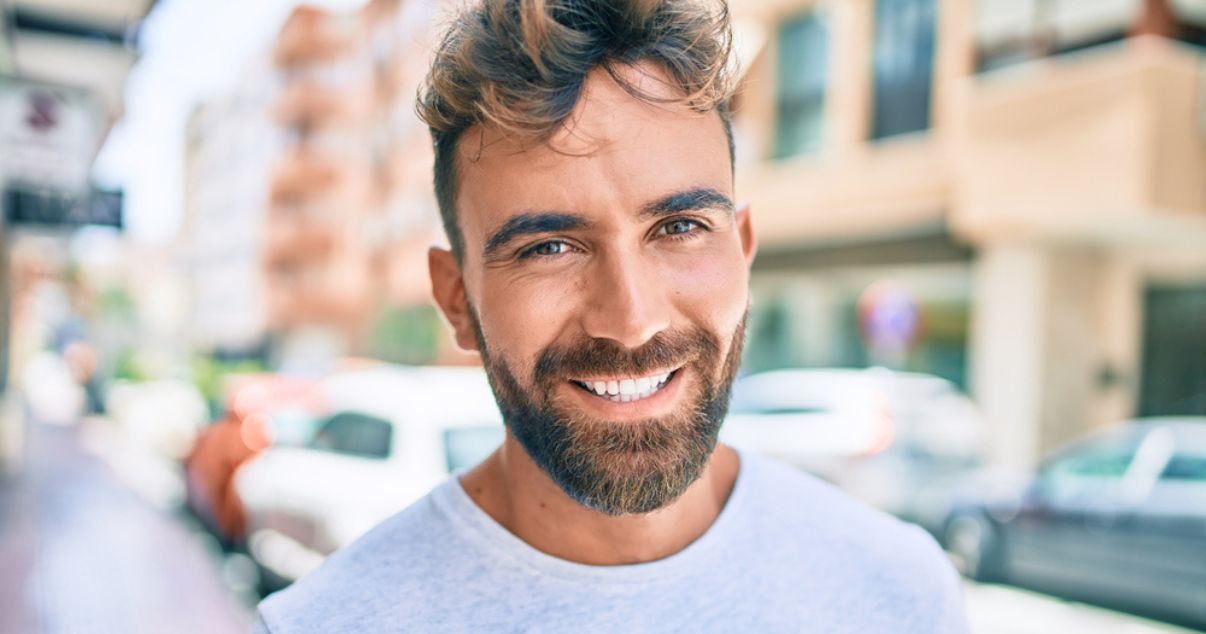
xmin=262 ymin=205 xmax=340 ymax=260
xmin=274 ymin=76 xmax=375 ymax=127
xmin=274 ymin=6 xmax=364 ymax=67
xmin=269 ymin=148 xmax=373 ymax=207
xmin=262 ymin=249 xmax=377 ymax=329
xmin=950 ymin=36 xmax=1206 ymax=248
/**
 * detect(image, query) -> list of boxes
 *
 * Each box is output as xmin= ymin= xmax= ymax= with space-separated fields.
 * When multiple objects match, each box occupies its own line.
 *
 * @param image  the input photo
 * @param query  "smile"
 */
xmin=571 ymin=370 xmax=678 ymax=403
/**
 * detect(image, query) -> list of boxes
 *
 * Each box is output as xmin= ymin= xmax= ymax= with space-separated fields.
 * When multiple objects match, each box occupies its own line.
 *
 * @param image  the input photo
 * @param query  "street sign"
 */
xmin=0 ymin=76 xmax=116 ymax=229
xmin=3 ymin=186 xmax=122 ymax=228
xmin=0 ymin=76 xmax=105 ymax=194
xmin=857 ymin=280 xmax=926 ymax=357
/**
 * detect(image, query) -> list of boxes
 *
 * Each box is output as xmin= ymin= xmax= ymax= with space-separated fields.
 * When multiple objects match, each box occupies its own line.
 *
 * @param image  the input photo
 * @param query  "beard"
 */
xmin=469 ymin=307 xmax=747 ymax=516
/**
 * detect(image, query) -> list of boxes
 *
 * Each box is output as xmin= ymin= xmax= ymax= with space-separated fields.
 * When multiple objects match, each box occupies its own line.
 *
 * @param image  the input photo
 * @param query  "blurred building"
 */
xmin=264 ymin=3 xmax=380 ymax=355
xmin=182 ymin=57 xmax=281 ymax=355
xmin=730 ymin=0 xmax=1206 ymax=467
xmin=185 ymin=0 xmax=464 ymax=372
xmin=264 ymin=0 xmax=460 ymax=370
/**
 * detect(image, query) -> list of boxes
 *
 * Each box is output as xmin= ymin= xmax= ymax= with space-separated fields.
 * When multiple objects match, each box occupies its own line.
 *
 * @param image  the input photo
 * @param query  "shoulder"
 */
xmin=737 ymin=451 xmax=932 ymax=547
xmin=730 ymin=451 xmax=969 ymax=632
xmin=254 ymin=483 xmax=466 ymax=634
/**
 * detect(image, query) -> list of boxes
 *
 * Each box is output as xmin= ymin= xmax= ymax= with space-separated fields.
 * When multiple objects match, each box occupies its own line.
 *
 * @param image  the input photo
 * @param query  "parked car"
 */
xmin=235 ymin=365 xmax=505 ymax=591
xmin=721 ymin=368 xmax=989 ymax=515
xmin=723 ymin=368 xmax=895 ymax=462
xmin=941 ymin=418 xmax=1206 ymax=630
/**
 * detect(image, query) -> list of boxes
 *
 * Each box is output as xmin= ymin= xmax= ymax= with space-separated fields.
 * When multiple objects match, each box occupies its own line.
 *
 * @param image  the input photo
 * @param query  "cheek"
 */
xmin=666 ymin=247 xmax=750 ymax=330
xmin=476 ymin=274 xmax=578 ymax=366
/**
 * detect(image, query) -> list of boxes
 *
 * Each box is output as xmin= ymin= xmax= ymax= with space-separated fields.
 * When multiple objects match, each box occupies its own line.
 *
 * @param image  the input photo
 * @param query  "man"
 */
xmin=253 ymin=0 xmax=969 ymax=631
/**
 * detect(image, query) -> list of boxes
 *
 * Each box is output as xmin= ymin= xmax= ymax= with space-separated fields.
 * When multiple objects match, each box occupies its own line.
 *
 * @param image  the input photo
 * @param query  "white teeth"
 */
xmin=576 ymin=370 xmax=677 ymax=403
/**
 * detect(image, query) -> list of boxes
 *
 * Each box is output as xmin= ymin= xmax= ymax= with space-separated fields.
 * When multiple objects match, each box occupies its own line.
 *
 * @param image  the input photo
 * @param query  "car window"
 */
xmin=1160 ymin=455 xmax=1206 ymax=481
xmin=1044 ymin=448 xmax=1133 ymax=479
xmin=310 ymin=412 xmax=393 ymax=459
xmin=444 ymin=426 xmax=505 ymax=472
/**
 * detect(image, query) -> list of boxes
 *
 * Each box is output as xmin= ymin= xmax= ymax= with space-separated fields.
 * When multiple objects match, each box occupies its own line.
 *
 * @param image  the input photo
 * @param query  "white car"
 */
xmin=721 ymin=368 xmax=895 ymax=468
xmin=720 ymin=368 xmax=989 ymax=515
xmin=235 ymin=365 xmax=504 ymax=589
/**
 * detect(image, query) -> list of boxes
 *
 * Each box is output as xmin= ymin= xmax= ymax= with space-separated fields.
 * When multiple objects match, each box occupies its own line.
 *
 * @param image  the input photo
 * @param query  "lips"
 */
xmin=571 ymin=369 xmax=677 ymax=403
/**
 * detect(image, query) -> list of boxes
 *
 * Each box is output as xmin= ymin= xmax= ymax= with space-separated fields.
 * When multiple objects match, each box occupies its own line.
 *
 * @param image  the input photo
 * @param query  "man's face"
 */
xmin=433 ymin=65 xmax=756 ymax=515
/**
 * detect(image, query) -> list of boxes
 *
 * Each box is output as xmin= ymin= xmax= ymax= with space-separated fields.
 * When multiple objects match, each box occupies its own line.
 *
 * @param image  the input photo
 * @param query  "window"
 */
xmin=1161 ymin=455 xmax=1206 ymax=481
xmin=310 ymin=411 xmax=393 ymax=459
xmin=1043 ymin=447 xmax=1133 ymax=480
xmin=872 ymin=0 xmax=937 ymax=139
xmin=774 ymin=11 xmax=829 ymax=159
xmin=1140 ymin=285 xmax=1206 ymax=417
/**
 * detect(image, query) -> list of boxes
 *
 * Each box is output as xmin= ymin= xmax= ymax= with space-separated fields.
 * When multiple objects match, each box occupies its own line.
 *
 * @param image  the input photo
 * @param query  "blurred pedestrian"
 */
xmin=253 ymin=1 xmax=968 ymax=632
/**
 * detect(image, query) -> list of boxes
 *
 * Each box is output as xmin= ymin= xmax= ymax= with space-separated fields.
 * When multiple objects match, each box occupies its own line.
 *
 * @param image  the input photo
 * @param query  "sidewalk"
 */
xmin=964 ymin=579 xmax=1201 ymax=634
xmin=0 ymin=419 xmax=253 ymax=634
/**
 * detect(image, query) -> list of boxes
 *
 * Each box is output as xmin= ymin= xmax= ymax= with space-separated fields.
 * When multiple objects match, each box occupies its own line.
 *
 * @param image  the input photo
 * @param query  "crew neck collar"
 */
xmin=433 ymin=449 xmax=755 ymax=584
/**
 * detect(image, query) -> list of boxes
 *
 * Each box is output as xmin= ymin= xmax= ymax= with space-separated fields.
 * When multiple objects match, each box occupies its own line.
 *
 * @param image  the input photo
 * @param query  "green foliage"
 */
xmin=98 ymin=288 xmax=136 ymax=319
xmin=112 ymin=351 xmax=149 ymax=382
xmin=190 ymin=356 xmax=267 ymax=414
xmin=368 ymin=305 xmax=442 ymax=365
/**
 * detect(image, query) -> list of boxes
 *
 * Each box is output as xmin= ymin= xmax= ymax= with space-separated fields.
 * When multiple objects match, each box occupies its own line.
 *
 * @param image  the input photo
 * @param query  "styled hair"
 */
xmin=417 ymin=0 xmax=736 ymax=262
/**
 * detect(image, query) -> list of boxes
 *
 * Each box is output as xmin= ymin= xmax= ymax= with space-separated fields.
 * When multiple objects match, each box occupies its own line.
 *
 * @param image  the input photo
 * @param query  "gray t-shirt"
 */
xmin=253 ymin=451 xmax=969 ymax=633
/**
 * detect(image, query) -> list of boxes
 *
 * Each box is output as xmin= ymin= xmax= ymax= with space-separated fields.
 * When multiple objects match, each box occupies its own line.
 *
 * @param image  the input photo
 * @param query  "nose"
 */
xmin=580 ymin=246 xmax=671 ymax=349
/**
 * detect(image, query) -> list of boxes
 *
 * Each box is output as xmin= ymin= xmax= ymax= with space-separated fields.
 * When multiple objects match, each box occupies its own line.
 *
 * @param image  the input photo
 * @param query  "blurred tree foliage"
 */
xmin=112 ymin=351 xmax=149 ymax=382
xmin=98 ymin=287 xmax=136 ymax=320
xmin=191 ymin=356 xmax=266 ymax=417
xmin=368 ymin=305 xmax=441 ymax=365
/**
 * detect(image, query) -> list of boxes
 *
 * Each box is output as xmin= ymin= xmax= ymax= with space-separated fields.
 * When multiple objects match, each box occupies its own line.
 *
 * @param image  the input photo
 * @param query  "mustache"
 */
xmin=532 ymin=327 xmax=721 ymax=386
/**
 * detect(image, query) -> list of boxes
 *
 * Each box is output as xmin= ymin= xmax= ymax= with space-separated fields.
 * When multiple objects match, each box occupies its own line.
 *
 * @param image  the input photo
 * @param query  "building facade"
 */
xmin=730 ymin=0 xmax=1206 ymax=467
xmin=261 ymin=0 xmax=467 ymax=369
xmin=183 ymin=57 xmax=282 ymax=355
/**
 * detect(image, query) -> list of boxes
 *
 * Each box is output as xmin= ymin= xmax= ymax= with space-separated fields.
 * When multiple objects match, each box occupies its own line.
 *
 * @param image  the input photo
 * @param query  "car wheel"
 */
xmin=943 ymin=512 xmax=1004 ymax=583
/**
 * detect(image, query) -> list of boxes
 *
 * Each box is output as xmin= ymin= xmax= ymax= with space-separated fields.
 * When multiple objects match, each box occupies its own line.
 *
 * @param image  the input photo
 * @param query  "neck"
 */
xmin=459 ymin=435 xmax=740 ymax=566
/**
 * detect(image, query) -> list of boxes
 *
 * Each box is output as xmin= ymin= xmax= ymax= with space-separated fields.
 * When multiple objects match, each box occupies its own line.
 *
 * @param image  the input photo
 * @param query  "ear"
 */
xmin=428 ymin=247 xmax=480 ymax=353
xmin=736 ymin=202 xmax=757 ymax=268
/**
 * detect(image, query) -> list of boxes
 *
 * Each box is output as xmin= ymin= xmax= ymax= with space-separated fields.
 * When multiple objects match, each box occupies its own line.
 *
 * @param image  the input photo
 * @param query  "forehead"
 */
xmin=454 ymin=65 xmax=732 ymax=250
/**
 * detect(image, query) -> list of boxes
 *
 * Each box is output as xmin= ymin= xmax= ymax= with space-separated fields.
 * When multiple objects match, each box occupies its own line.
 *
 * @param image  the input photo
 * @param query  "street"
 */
xmin=964 ymin=581 xmax=1199 ymax=634
xmin=0 ymin=418 xmax=253 ymax=634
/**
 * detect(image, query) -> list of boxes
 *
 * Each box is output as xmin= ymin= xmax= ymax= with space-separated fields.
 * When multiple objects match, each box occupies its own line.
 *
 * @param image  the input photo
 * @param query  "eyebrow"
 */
xmin=639 ymin=187 xmax=734 ymax=220
xmin=480 ymin=187 xmax=735 ymax=261
xmin=483 ymin=213 xmax=591 ymax=260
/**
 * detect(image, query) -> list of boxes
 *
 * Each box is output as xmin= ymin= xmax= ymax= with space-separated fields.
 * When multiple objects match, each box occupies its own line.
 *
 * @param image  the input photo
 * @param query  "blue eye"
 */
xmin=660 ymin=219 xmax=701 ymax=236
xmin=522 ymin=241 xmax=570 ymax=258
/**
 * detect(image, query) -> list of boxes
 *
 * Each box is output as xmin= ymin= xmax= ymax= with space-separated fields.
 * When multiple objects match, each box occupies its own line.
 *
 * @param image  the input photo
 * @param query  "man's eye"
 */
xmin=523 ymin=241 xmax=571 ymax=258
xmin=659 ymin=219 xmax=701 ymax=236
